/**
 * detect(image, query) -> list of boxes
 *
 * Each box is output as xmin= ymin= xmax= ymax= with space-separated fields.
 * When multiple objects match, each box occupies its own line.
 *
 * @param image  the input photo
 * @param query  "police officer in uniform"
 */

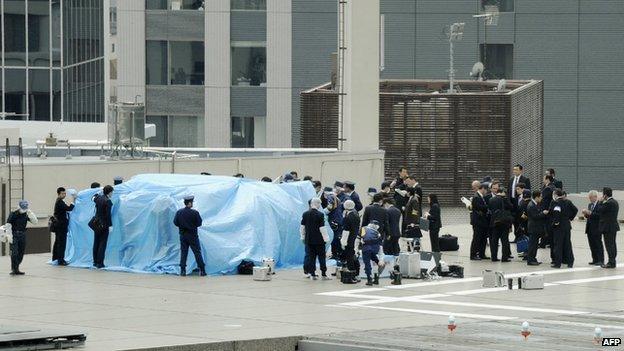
xmin=361 ymin=220 xmax=386 ymax=286
xmin=173 ymin=195 xmax=207 ymax=276
xmin=7 ymin=201 xmax=38 ymax=275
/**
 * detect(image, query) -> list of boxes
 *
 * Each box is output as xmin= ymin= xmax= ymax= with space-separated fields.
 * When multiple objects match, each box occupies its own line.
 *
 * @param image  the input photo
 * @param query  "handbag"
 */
xmin=48 ymin=216 xmax=58 ymax=232
xmin=492 ymin=199 xmax=513 ymax=226
xmin=88 ymin=216 xmax=105 ymax=231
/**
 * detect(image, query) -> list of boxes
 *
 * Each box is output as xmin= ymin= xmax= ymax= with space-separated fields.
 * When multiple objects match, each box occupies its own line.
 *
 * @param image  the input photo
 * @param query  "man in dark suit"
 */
xmin=470 ymin=183 xmax=489 ymax=260
xmin=392 ymin=167 xmax=409 ymax=210
xmin=598 ymin=187 xmax=619 ymax=268
xmin=362 ymin=193 xmax=390 ymax=252
xmin=547 ymin=189 xmax=578 ymax=268
xmin=383 ymin=198 xmax=402 ymax=255
xmin=511 ymin=182 xmax=527 ymax=242
xmin=582 ymin=190 xmax=604 ymax=266
xmin=540 ymin=174 xmax=556 ymax=251
xmin=509 ymin=164 xmax=530 ymax=241
xmin=488 ymin=187 xmax=513 ymax=262
xmin=526 ymin=190 xmax=546 ymax=265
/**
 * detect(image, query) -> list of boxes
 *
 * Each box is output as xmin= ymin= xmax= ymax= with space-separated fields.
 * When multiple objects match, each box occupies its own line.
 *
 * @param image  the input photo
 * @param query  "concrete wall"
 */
xmin=0 ymin=151 xmax=384 ymax=220
xmin=0 ymin=121 xmax=107 ymax=146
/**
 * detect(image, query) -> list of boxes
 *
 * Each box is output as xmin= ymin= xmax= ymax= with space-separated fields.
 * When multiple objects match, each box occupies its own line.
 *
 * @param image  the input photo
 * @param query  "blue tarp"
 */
xmin=65 ymin=174 xmax=322 ymax=275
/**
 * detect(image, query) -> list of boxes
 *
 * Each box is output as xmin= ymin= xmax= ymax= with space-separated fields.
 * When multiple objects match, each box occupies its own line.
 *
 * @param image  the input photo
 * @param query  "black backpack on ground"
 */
xmin=237 ymin=260 xmax=255 ymax=275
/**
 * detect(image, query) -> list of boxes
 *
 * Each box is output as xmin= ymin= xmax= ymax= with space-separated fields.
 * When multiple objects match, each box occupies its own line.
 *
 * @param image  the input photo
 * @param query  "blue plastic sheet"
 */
xmin=65 ymin=174 xmax=322 ymax=275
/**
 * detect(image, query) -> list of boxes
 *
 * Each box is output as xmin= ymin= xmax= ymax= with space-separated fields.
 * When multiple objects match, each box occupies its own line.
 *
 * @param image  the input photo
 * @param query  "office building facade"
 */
xmin=0 ymin=0 xmax=107 ymax=122
xmin=118 ymin=0 xmax=622 ymax=192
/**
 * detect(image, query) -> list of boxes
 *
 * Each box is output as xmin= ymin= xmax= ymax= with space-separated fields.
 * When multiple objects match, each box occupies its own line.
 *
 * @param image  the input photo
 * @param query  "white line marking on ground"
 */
xmin=528 ymin=319 xmax=624 ymax=330
xmin=552 ymin=274 xmax=624 ymax=285
xmin=356 ymin=305 xmax=517 ymax=320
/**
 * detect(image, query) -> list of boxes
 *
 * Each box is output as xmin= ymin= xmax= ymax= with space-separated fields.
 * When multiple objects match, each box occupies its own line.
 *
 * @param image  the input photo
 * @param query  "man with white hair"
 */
xmin=582 ymin=190 xmax=604 ymax=266
xmin=340 ymin=199 xmax=361 ymax=282
xmin=301 ymin=198 xmax=330 ymax=280
xmin=7 ymin=200 xmax=38 ymax=275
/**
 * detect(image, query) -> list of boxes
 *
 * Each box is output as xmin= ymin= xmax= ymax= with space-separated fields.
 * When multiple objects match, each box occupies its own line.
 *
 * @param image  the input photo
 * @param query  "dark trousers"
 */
xmin=429 ymin=228 xmax=440 ymax=253
xmin=490 ymin=226 xmax=511 ymax=260
xmin=342 ymin=246 xmax=360 ymax=275
xmin=10 ymin=231 xmax=26 ymax=272
xmin=93 ymin=228 xmax=109 ymax=266
xmin=603 ymin=230 xmax=617 ymax=265
xmin=470 ymin=225 xmax=488 ymax=258
xmin=383 ymin=236 xmax=400 ymax=255
xmin=362 ymin=248 xmax=380 ymax=277
xmin=52 ymin=227 xmax=68 ymax=262
xmin=587 ymin=231 xmax=604 ymax=264
xmin=552 ymin=227 xmax=574 ymax=266
xmin=526 ymin=231 xmax=541 ymax=263
xmin=180 ymin=232 xmax=205 ymax=270
xmin=303 ymin=244 xmax=311 ymax=274
xmin=330 ymin=225 xmax=343 ymax=258
xmin=305 ymin=243 xmax=327 ymax=276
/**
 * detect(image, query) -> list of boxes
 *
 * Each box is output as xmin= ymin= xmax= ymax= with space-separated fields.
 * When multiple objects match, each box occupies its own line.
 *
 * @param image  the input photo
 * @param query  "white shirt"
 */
xmin=511 ymin=176 xmax=519 ymax=198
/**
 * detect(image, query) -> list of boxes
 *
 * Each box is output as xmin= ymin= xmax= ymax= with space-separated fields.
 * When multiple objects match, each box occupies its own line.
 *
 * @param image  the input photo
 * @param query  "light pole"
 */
xmin=447 ymin=22 xmax=465 ymax=93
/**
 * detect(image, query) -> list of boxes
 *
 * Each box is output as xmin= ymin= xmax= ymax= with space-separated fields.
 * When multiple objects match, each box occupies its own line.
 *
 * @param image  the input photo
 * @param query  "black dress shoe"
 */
xmin=470 ymin=257 xmax=482 ymax=261
xmin=593 ymin=262 xmax=604 ymax=266
xmin=601 ymin=263 xmax=616 ymax=269
xmin=551 ymin=264 xmax=561 ymax=268
xmin=58 ymin=259 xmax=68 ymax=266
xmin=200 ymin=269 xmax=207 ymax=276
xmin=180 ymin=268 xmax=186 ymax=276
xmin=501 ymin=259 xmax=511 ymax=263
xmin=481 ymin=256 xmax=491 ymax=260
xmin=491 ymin=258 xmax=500 ymax=262
xmin=527 ymin=261 xmax=541 ymax=266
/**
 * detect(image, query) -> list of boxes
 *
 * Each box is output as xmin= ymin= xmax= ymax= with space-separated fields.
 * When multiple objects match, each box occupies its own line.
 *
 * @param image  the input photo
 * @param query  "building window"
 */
xmin=146 ymin=0 xmax=204 ymax=10
xmin=146 ymin=0 xmax=168 ymax=10
xmin=231 ymin=0 xmax=266 ymax=11
xmin=170 ymin=41 xmax=204 ymax=85
xmin=146 ymin=41 xmax=204 ymax=85
xmin=146 ymin=40 xmax=168 ymax=85
xmin=231 ymin=117 xmax=255 ymax=147
xmin=231 ymin=43 xmax=266 ymax=86
xmin=4 ymin=69 xmax=27 ymax=118
xmin=146 ymin=115 xmax=203 ymax=147
xmin=29 ymin=69 xmax=51 ymax=121
xmin=481 ymin=0 xmax=514 ymax=13
xmin=480 ymin=44 xmax=513 ymax=79
xmin=4 ymin=1 xmax=27 ymax=67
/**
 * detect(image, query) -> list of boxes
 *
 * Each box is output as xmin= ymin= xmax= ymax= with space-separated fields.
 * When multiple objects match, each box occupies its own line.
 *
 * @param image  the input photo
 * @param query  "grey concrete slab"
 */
xmin=0 ymin=221 xmax=622 ymax=350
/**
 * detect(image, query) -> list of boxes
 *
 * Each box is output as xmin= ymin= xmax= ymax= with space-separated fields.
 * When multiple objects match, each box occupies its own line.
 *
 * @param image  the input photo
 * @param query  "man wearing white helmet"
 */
xmin=361 ymin=220 xmax=386 ymax=286
xmin=300 ymin=197 xmax=330 ymax=280
xmin=340 ymin=200 xmax=361 ymax=282
xmin=7 ymin=200 xmax=38 ymax=275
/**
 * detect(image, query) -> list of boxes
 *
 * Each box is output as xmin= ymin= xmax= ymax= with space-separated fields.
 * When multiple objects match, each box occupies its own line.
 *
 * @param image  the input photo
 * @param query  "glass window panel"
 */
xmin=52 ymin=69 xmax=61 ymax=121
xmin=4 ymin=69 xmax=27 ymax=119
xmin=168 ymin=116 xmax=200 ymax=147
xmin=480 ymin=44 xmax=513 ymax=79
xmin=146 ymin=0 xmax=168 ymax=10
xmin=231 ymin=116 xmax=254 ymax=147
xmin=146 ymin=40 xmax=168 ymax=85
xmin=231 ymin=0 xmax=266 ymax=10
xmin=146 ymin=115 xmax=168 ymax=146
xmin=4 ymin=1 xmax=27 ymax=67
xmin=170 ymin=0 xmax=205 ymax=10
xmin=169 ymin=41 xmax=204 ymax=85
xmin=231 ymin=45 xmax=266 ymax=86
xmin=52 ymin=0 xmax=61 ymax=66
xmin=481 ymin=0 xmax=514 ymax=12
xmin=28 ymin=69 xmax=51 ymax=121
xmin=28 ymin=0 xmax=51 ymax=67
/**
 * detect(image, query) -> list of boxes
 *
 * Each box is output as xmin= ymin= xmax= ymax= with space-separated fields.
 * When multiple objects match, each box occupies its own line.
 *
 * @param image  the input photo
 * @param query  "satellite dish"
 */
xmin=470 ymin=62 xmax=485 ymax=81
xmin=496 ymin=79 xmax=507 ymax=92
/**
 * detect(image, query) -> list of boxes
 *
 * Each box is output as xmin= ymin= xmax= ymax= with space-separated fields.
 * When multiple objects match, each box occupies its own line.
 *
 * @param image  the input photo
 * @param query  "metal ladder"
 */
xmin=6 ymin=138 xmax=24 ymax=211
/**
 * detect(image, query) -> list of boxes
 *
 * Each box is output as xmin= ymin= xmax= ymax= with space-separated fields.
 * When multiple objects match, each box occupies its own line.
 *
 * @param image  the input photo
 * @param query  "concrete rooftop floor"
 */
xmin=0 ymin=221 xmax=623 ymax=351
